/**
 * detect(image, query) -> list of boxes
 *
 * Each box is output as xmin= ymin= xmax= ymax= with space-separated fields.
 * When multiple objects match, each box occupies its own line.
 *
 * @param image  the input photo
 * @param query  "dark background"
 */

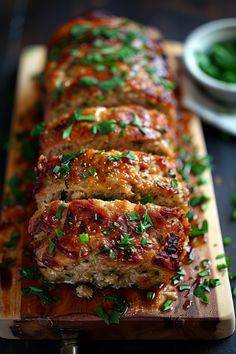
xmin=0 ymin=0 xmax=236 ymax=353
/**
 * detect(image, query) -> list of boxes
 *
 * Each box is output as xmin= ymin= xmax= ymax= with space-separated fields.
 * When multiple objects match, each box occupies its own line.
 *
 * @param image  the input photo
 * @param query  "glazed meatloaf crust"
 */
xmin=43 ymin=13 xmax=176 ymax=121
xmin=29 ymin=199 xmax=190 ymax=288
xmin=40 ymin=105 xmax=176 ymax=157
xmin=35 ymin=150 xmax=189 ymax=211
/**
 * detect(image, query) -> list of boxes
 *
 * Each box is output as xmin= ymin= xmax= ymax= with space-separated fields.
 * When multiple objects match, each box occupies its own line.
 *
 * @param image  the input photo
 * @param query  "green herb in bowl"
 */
xmin=196 ymin=40 xmax=236 ymax=83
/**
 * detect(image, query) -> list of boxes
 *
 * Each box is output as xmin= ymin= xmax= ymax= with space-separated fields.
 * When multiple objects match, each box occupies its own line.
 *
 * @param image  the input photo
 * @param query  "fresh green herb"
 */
xmin=79 ymin=233 xmax=89 ymax=243
xmin=202 ymin=259 xmax=209 ymax=268
xmin=51 ymin=83 xmax=64 ymax=98
xmin=140 ymin=195 xmax=153 ymax=205
xmin=170 ymin=179 xmax=178 ymax=187
xmin=208 ymin=278 xmax=221 ymax=287
xmin=126 ymin=212 xmax=140 ymax=221
xmin=161 ymin=299 xmax=173 ymax=312
xmin=172 ymin=268 xmax=186 ymax=285
xmin=217 ymin=256 xmax=234 ymax=271
xmin=20 ymin=266 xmax=38 ymax=279
xmin=98 ymin=76 xmax=125 ymax=92
xmin=55 ymin=229 xmax=64 ymax=237
xmin=92 ymin=120 xmax=116 ymax=135
xmin=232 ymin=286 xmax=236 ymax=298
xmin=71 ymin=109 xmax=97 ymax=122
xmin=136 ymin=209 xmax=153 ymax=234
xmin=22 ymin=285 xmax=60 ymax=305
xmin=159 ymin=78 xmax=176 ymax=90
xmin=96 ymin=293 xmax=128 ymax=324
xmin=31 ymin=122 xmax=45 ymax=137
xmin=117 ymin=233 xmax=135 ymax=250
xmin=230 ymin=193 xmax=236 ymax=206
xmin=108 ymin=151 xmax=136 ymax=161
xmin=178 ymin=285 xmax=191 ymax=291
xmin=190 ymin=154 xmax=212 ymax=175
xmin=56 ymin=204 xmax=65 ymax=220
xmin=160 ymin=127 xmax=168 ymax=134
xmin=4 ymin=230 xmax=20 ymax=250
xmin=53 ymin=152 xmax=78 ymax=178
xmin=114 ymin=222 xmax=120 ymax=227
xmin=229 ymin=272 xmax=236 ymax=280
xmin=198 ymin=269 xmax=210 ymax=277
xmin=80 ymin=76 xmax=98 ymax=86
xmin=48 ymin=239 xmax=55 ymax=255
xmin=223 ymin=236 xmax=232 ymax=246
xmin=146 ymin=291 xmax=155 ymax=300
xmin=141 ymin=236 xmax=152 ymax=247
xmin=231 ymin=209 xmax=236 ymax=220
xmin=194 ymin=281 xmax=209 ymax=304
xmin=216 ymin=253 xmax=225 ymax=259
xmin=190 ymin=193 xmax=210 ymax=207
xmin=96 ymin=94 xmax=106 ymax=101
xmin=89 ymin=169 xmax=97 ymax=176
xmin=132 ymin=113 xmax=146 ymax=134
xmin=103 ymin=229 xmax=112 ymax=236
xmin=62 ymin=124 xmax=73 ymax=139
xmin=189 ymin=220 xmax=208 ymax=237
xmin=80 ymin=173 xmax=89 ymax=179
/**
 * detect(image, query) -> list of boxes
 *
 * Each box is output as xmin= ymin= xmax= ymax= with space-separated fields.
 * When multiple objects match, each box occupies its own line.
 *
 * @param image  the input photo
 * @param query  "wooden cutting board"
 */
xmin=0 ymin=43 xmax=235 ymax=341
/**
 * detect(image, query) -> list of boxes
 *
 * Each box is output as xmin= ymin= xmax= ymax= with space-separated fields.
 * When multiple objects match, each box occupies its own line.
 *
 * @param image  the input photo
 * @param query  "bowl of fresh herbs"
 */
xmin=184 ymin=18 xmax=236 ymax=104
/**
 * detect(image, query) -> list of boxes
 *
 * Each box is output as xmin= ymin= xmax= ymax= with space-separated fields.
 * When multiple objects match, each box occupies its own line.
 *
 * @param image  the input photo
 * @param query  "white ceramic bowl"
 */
xmin=184 ymin=18 xmax=236 ymax=104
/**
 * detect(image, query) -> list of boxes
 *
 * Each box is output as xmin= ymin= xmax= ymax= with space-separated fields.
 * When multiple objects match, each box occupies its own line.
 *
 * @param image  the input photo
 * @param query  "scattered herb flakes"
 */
xmin=79 ymin=233 xmax=89 ymax=243
xmin=71 ymin=109 xmax=97 ymax=122
xmin=132 ymin=113 xmax=146 ymax=134
xmin=0 ymin=257 xmax=15 ymax=269
xmin=190 ymin=193 xmax=210 ymax=207
xmin=190 ymin=154 xmax=212 ymax=175
xmin=48 ymin=239 xmax=55 ymax=255
xmin=4 ymin=230 xmax=20 ymax=250
xmin=141 ymin=236 xmax=151 ymax=247
xmin=80 ymin=76 xmax=98 ymax=86
xmin=140 ymin=195 xmax=153 ymax=205
xmin=178 ymin=285 xmax=191 ymax=291
xmin=231 ymin=209 xmax=236 ymax=220
xmin=202 ymin=259 xmax=209 ymax=268
xmin=89 ymin=168 xmax=97 ymax=176
xmin=51 ymin=84 xmax=64 ymax=98
xmin=96 ymin=293 xmax=128 ymax=325
xmin=223 ymin=236 xmax=232 ymax=245
xmin=56 ymin=204 xmax=65 ymax=220
xmin=229 ymin=272 xmax=236 ymax=280
xmin=209 ymin=278 xmax=221 ymax=287
xmin=146 ymin=291 xmax=155 ymax=300
xmin=189 ymin=220 xmax=208 ymax=237
xmin=136 ymin=209 xmax=153 ymax=234
xmin=80 ymin=173 xmax=89 ymax=179
xmin=62 ymin=124 xmax=73 ymax=139
xmin=198 ymin=269 xmax=210 ymax=277
xmin=22 ymin=285 xmax=60 ymax=305
xmin=170 ymin=179 xmax=178 ymax=187
xmin=194 ymin=282 xmax=209 ymax=304
xmin=92 ymin=120 xmax=116 ymax=135
xmin=230 ymin=192 xmax=236 ymax=206
xmin=117 ymin=233 xmax=135 ymax=250
xmin=216 ymin=253 xmax=225 ymax=259
xmin=55 ymin=229 xmax=64 ymax=238
xmin=20 ymin=266 xmax=38 ymax=279
xmin=53 ymin=152 xmax=78 ymax=178
xmin=160 ymin=298 xmax=173 ymax=312
xmin=108 ymin=151 xmax=136 ymax=161
xmin=217 ymin=256 xmax=234 ymax=271
xmin=31 ymin=122 xmax=45 ymax=137
xmin=232 ymin=286 xmax=236 ymax=298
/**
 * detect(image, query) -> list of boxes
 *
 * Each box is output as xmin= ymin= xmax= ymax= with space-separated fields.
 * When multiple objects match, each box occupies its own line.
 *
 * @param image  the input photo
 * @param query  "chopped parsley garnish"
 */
xmin=190 ymin=154 xmax=212 ymax=175
xmin=217 ymin=256 xmax=233 ymax=271
xmin=117 ymin=233 xmax=135 ymax=250
xmin=140 ymin=195 xmax=153 ymax=205
xmin=223 ymin=236 xmax=232 ymax=246
xmin=135 ymin=209 xmax=153 ymax=234
xmin=51 ymin=84 xmax=64 ymax=98
xmin=126 ymin=212 xmax=140 ymax=221
xmin=55 ymin=229 xmax=64 ymax=238
xmin=80 ymin=173 xmax=89 ymax=179
xmin=146 ymin=291 xmax=155 ymax=300
xmin=178 ymin=285 xmax=191 ymax=291
xmin=232 ymin=286 xmax=236 ymax=298
xmin=190 ymin=193 xmax=210 ymax=207
xmin=194 ymin=278 xmax=221 ymax=304
xmin=160 ymin=299 xmax=173 ymax=312
xmin=89 ymin=169 xmax=97 ymax=176
xmin=108 ymin=151 xmax=136 ymax=161
xmin=198 ymin=269 xmax=210 ymax=277
xmin=31 ymin=122 xmax=45 ymax=137
xmin=22 ymin=285 xmax=60 ymax=305
xmin=20 ymin=266 xmax=38 ymax=279
xmin=132 ymin=113 xmax=146 ymax=134
xmin=170 ymin=179 xmax=178 ymax=187
xmin=96 ymin=293 xmax=128 ymax=325
xmin=98 ymin=76 xmax=125 ymax=91
xmin=189 ymin=220 xmax=208 ymax=237
xmin=92 ymin=119 xmax=116 ymax=135
xmin=62 ymin=124 xmax=73 ymax=139
xmin=4 ymin=230 xmax=20 ymax=250
xmin=71 ymin=108 xmax=97 ymax=122
xmin=80 ymin=76 xmax=98 ymax=86
xmin=48 ymin=239 xmax=55 ymax=255
xmin=230 ymin=192 xmax=236 ymax=206
xmin=215 ymin=253 xmax=225 ymax=259
xmin=159 ymin=78 xmax=176 ymax=91
xmin=53 ymin=152 xmax=78 ymax=178
xmin=229 ymin=272 xmax=236 ymax=280
xmin=141 ymin=236 xmax=151 ymax=247
xmin=79 ymin=233 xmax=89 ymax=243
xmin=56 ymin=204 xmax=65 ymax=220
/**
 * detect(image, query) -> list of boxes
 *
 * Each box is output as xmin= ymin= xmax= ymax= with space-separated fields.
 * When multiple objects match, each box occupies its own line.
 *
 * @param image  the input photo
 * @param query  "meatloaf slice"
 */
xmin=35 ymin=150 xmax=189 ymax=211
xmin=29 ymin=199 xmax=190 ymax=288
xmin=40 ymin=105 xmax=176 ymax=157
xmin=43 ymin=13 xmax=176 ymax=121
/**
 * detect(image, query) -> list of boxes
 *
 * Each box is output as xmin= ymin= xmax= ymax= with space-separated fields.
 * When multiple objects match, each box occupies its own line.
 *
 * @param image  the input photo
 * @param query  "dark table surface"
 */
xmin=0 ymin=0 xmax=236 ymax=353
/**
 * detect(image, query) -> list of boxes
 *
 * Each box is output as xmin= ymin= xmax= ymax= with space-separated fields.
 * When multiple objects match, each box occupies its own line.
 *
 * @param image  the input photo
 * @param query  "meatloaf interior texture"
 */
xmin=29 ymin=12 xmax=190 ymax=291
xmin=29 ymin=199 xmax=190 ymax=288
xmin=35 ymin=150 xmax=189 ymax=211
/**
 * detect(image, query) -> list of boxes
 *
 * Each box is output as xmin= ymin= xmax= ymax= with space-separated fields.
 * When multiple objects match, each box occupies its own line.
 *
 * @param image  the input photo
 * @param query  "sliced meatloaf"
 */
xmin=29 ymin=199 xmax=190 ymax=288
xmin=35 ymin=149 xmax=189 ymax=211
xmin=43 ymin=13 xmax=176 ymax=121
xmin=40 ymin=105 xmax=176 ymax=157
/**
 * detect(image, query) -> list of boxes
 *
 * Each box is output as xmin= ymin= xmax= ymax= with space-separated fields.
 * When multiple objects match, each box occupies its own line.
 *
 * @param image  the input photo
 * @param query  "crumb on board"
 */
xmin=76 ymin=284 xmax=94 ymax=299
